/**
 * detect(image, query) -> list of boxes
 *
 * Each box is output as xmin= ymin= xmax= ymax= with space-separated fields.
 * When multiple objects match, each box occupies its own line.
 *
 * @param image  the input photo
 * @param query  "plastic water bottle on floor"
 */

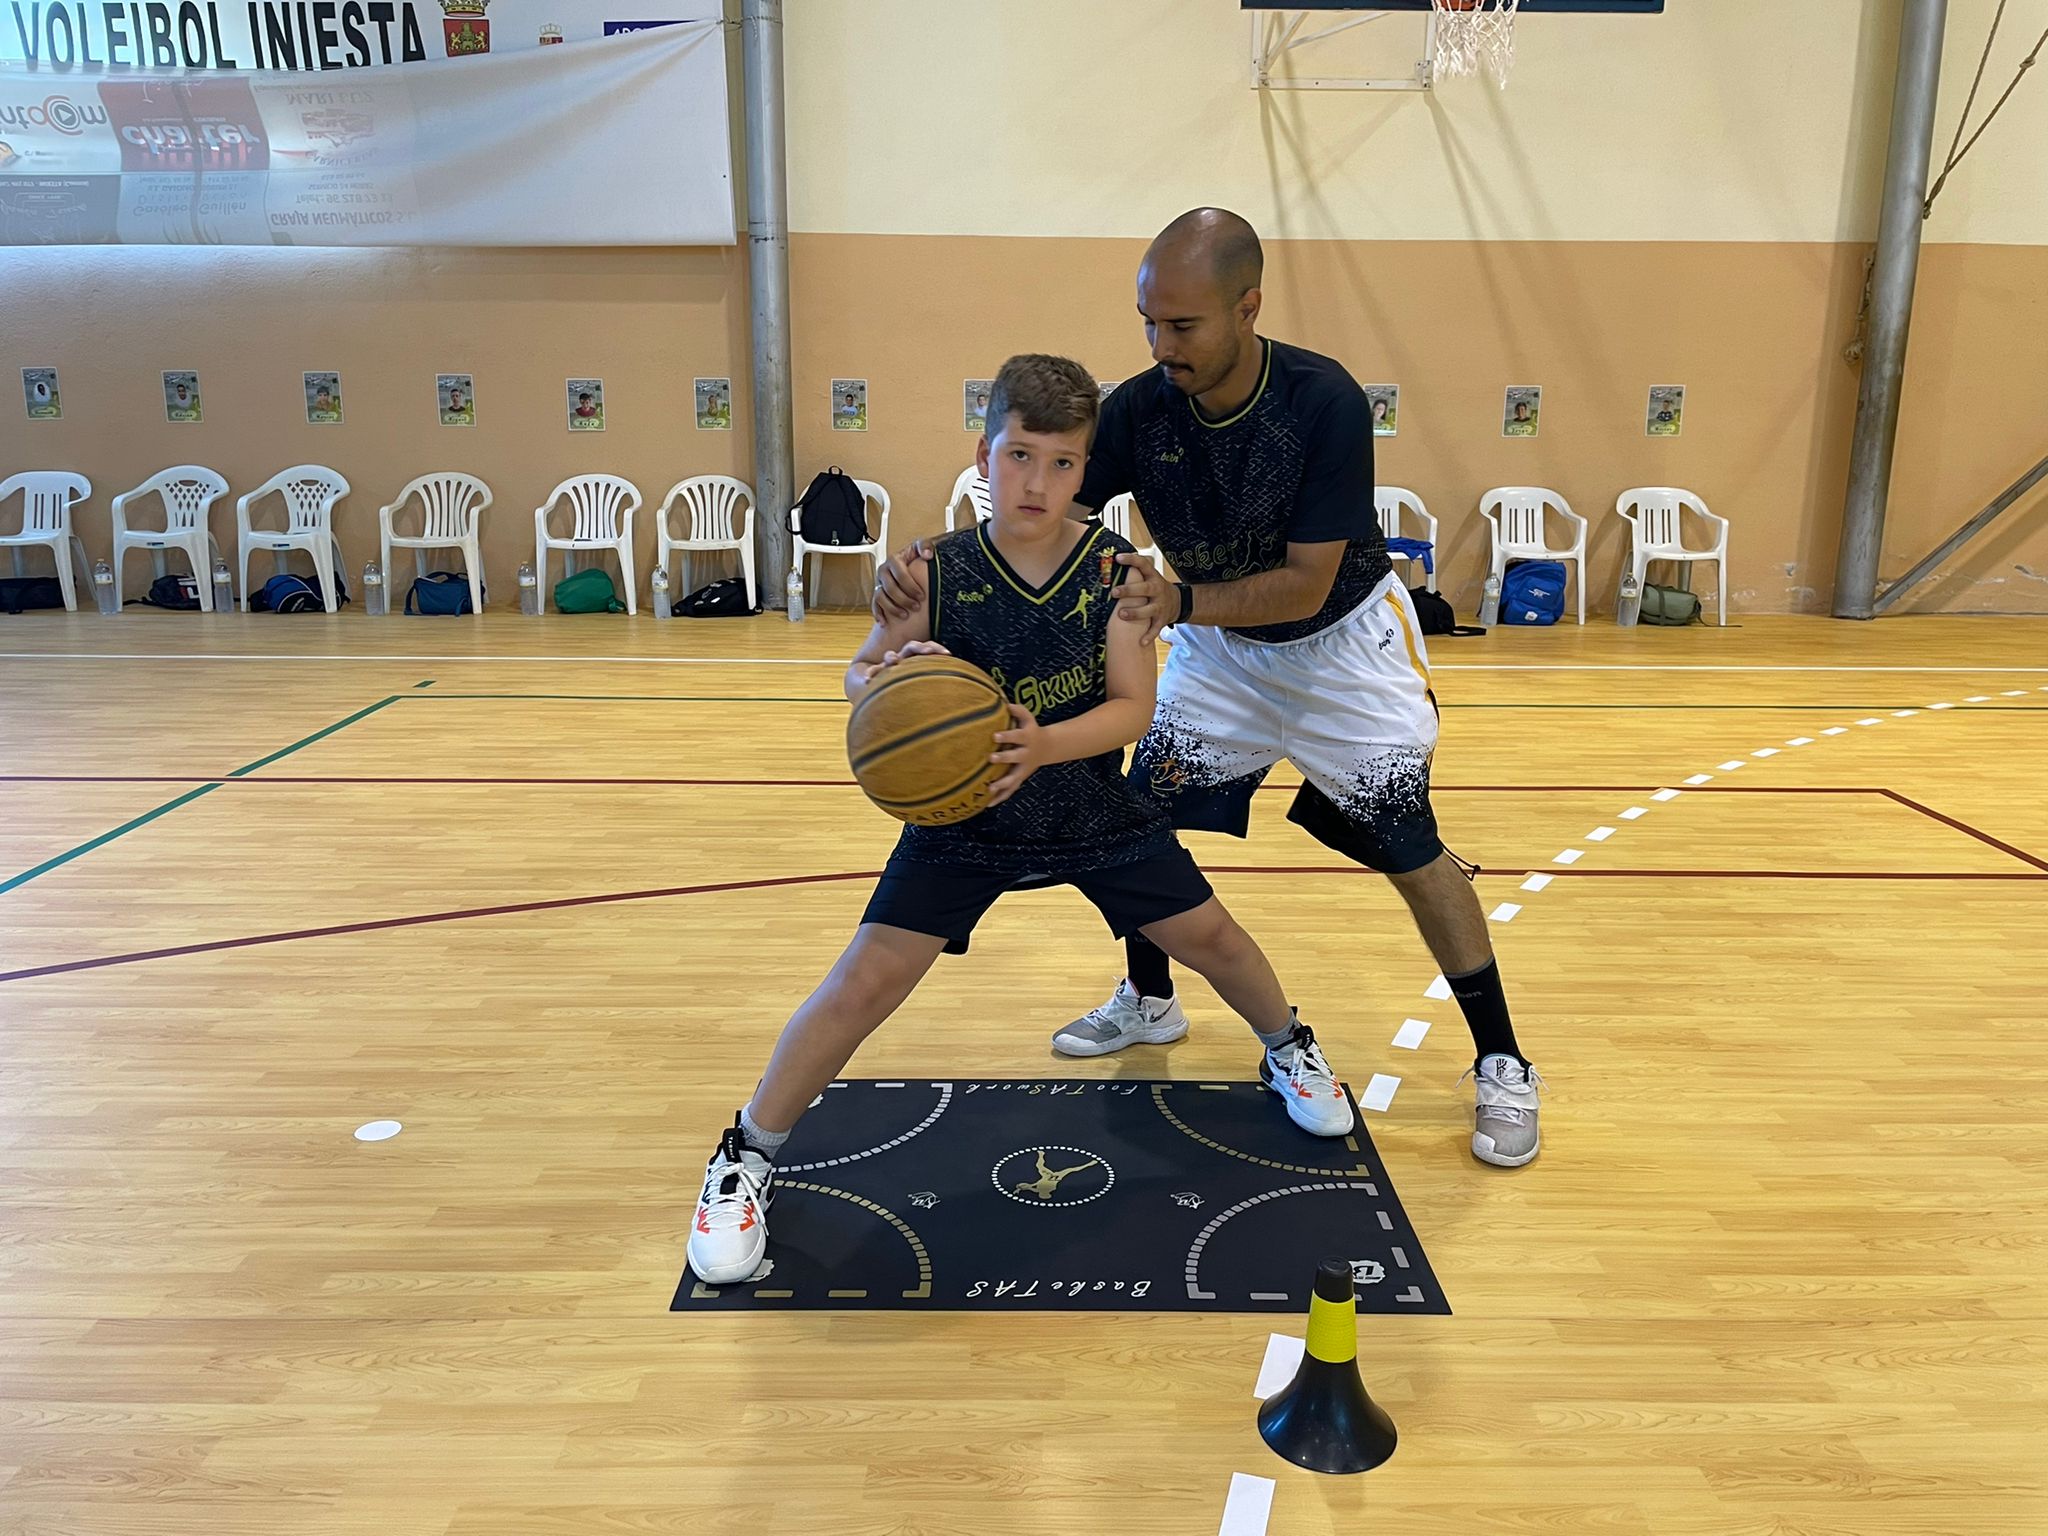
xmin=785 ymin=567 xmax=805 ymax=623
xmin=211 ymin=559 xmax=234 ymax=614
xmin=1479 ymin=572 xmax=1501 ymax=628
xmin=92 ymin=559 xmax=117 ymax=616
xmin=651 ymin=567 xmax=672 ymax=620
xmin=362 ymin=560 xmax=386 ymax=617
xmin=518 ymin=562 xmax=539 ymax=617
xmin=1616 ymin=570 xmax=1642 ymax=629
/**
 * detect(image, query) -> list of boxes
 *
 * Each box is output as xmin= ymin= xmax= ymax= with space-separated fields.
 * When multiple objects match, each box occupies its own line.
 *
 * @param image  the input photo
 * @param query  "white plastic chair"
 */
xmin=237 ymin=466 xmax=350 ymax=613
xmin=1480 ymin=486 xmax=1588 ymax=626
xmin=0 ymin=472 xmax=92 ymax=611
xmin=789 ymin=478 xmax=890 ymax=606
xmin=657 ymin=474 xmax=756 ymax=609
xmin=943 ymin=466 xmax=992 ymax=532
xmin=1616 ymin=486 xmax=1729 ymax=626
xmin=535 ymin=474 xmax=641 ymax=614
xmin=1099 ymin=493 xmax=1163 ymax=569
xmin=380 ymin=472 xmax=492 ymax=616
xmin=111 ymin=466 xmax=229 ymax=611
xmin=1376 ymin=486 xmax=1440 ymax=593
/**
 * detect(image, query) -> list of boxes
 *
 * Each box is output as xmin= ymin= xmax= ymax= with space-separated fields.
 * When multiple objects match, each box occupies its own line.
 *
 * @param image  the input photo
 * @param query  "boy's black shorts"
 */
xmin=861 ymin=845 xmax=1215 ymax=955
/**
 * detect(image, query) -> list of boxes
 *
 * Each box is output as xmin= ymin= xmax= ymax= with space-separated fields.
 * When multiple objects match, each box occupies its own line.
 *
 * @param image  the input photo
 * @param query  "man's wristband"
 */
xmin=1175 ymin=582 xmax=1194 ymax=624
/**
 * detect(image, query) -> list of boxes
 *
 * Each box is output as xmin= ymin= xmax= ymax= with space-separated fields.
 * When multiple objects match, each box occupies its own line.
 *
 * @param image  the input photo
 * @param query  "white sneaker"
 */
xmin=1463 ymin=1054 xmax=1544 ymax=1167
xmin=686 ymin=1121 xmax=774 ymax=1285
xmin=1258 ymin=1021 xmax=1356 ymax=1137
xmin=1052 ymin=979 xmax=1190 ymax=1057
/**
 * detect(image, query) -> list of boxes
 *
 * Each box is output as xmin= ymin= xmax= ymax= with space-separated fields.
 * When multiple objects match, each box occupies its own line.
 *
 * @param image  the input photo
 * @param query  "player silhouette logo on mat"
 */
xmin=1350 ymin=1259 xmax=1386 ymax=1288
xmin=1172 ymin=1191 xmax=1205 ymax=1209
xmin=993 ymin=1146 xmax=1115 ymax=1208
xmin=909 ymin=1191 xmax=940 ymax=1209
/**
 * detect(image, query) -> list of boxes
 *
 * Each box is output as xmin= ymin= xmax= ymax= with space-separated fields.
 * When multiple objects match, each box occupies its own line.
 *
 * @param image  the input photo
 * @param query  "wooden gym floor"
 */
xmin=1 ymin=611 xmax=2045 ymax=1535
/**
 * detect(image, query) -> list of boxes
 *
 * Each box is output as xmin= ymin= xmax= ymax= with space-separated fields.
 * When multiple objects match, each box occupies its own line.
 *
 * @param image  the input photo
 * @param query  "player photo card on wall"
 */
xmin=1503 ymin=385 xmax=1541 ymax=438
xmin=438 ymin=374 xmax=476 ymax=427
xmin=163 ymin=371 xmax=202 ymax=424
xmin=964 ymin=379 xmax=993 ymax=433
xmin=22 ymin=368 xmax=59 ymax=421
xmin=832 ymin=378 xmax=868 ymax=432
xmin=1647 ymin=385 xmax=1685 ymax=437
xmin=568 ymin=379 xmax=605 ymax=431
xmin=304 ymin=372 xmax=343 ymax=425
xmin=695 ymin=377 xmax=732 ymax=430
xmin=1365 ymin=384 xmax=1399 ymax=438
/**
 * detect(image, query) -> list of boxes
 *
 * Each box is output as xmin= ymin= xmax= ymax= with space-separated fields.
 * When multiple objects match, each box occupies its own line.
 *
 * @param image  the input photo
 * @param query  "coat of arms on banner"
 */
xmin=442 ymin=0 xmax=492 ymax=56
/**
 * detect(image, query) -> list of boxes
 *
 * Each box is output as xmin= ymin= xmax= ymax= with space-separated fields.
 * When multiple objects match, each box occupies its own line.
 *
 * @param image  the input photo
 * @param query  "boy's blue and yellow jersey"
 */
xmin=892 ymin=522 xmax=1176 ymax=876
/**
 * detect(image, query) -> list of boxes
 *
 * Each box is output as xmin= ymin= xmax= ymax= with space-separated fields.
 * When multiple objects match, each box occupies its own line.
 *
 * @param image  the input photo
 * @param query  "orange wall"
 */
xmin=4 ymin=234 xmax=2044 ymax=615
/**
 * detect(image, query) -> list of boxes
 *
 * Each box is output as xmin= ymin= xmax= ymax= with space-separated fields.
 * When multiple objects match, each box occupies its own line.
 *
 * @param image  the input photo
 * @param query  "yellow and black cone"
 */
xmin=1256 ymin=1258 xmax=1398 ymax=1475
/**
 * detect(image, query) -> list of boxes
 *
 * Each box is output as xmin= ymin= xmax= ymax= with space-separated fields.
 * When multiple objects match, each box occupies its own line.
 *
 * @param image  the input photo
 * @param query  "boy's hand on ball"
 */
xmin=856 ymin=641 xmax=949 ymax=685
xmin=1113 ymin=553 xmax=1174 ymax=645
xmin=873 ymin=540 xmax=933 ymax=623
xmin=986 ymin=704 xmax=1045 ymax=805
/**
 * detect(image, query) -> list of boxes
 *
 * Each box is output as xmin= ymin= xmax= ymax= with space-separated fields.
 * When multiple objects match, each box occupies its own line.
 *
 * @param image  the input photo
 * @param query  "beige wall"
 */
xmin=4 ymin=0 xmax=2046 ymax=615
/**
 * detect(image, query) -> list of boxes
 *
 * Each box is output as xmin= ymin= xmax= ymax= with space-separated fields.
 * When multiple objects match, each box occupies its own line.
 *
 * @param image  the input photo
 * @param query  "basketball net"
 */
xmin=1431 ymin=0 xmax=1522 ymax=88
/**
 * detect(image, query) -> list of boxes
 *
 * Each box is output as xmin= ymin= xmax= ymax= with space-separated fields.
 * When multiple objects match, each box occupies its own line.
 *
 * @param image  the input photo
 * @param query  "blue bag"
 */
xmin=406 ymin=571 xmax=480 ymax=615
xmin=1499 ymin=560 xmax=1566 ymax=626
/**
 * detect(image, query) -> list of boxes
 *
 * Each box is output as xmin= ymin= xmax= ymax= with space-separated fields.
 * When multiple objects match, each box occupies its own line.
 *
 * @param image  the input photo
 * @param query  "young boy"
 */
xmin=687 ymin=354 xmax=1356 ymax=1286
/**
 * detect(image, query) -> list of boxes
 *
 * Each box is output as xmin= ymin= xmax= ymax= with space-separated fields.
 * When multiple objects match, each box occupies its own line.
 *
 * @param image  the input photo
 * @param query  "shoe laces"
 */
xmin=700 ymin=1127 xmax=768 ymax=1228
xmin=1460 ymin=1058 xmax=1545 ymax=1125
xmin=1274 ymin=1024 xmax=1337 ymax=1087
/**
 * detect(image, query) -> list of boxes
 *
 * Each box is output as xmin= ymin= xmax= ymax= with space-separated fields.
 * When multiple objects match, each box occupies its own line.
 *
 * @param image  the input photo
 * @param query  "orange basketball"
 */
xmin=847 ymin=654 xmax=1011 ymax=826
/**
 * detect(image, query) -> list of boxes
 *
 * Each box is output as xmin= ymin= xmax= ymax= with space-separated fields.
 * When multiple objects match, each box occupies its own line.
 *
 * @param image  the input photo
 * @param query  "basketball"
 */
xmin=847 ymin=654 xmax=1011 ymax=826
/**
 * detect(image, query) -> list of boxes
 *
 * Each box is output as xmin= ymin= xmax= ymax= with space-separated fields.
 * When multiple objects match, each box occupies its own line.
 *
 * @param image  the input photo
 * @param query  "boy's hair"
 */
xmin=987 ymin=354 xmax=1099 ymax=448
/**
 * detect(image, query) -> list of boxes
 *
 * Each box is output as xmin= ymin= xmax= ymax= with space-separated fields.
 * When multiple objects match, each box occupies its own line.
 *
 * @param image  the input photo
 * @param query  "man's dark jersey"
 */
xmin=891 ymin=522 xmax=1175 ymax=876
xmin=1078 ymin=338 xmax=1390 ymax=644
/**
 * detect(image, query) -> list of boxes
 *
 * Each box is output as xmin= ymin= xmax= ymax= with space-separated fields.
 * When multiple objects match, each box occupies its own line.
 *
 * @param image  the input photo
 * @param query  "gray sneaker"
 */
xmin=1052 ymin=980 xmax=1190 ymax=1057
xmin=1464 ymin=1054 xmax=1544 ymax=1167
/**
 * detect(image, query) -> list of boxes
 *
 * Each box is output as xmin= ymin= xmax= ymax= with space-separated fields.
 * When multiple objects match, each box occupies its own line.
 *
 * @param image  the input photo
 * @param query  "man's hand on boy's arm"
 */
xmin=873 ymin=539 xmax=932 ymax=624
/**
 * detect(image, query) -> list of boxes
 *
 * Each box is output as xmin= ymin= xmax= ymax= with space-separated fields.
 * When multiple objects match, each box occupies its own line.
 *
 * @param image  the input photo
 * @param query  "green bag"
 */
xmin=553 ymin=568 xmax=625 ymax=614
xmin=1639 ymin=582 xmax=1702 ymax=626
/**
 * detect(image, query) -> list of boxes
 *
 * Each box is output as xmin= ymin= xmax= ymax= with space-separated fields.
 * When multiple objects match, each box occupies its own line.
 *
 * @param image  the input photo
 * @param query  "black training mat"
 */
xmin=671 ymin=1079 xmax=1448 ymax=1315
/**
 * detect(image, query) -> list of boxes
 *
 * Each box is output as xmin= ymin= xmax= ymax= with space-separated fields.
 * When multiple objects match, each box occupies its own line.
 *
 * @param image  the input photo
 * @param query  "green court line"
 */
xmin=391 ymin=694 xmax=2040 ymax=712
xmin=0 ymin=696 xmax=400 ymax=897
xmin=413 ymin=679 xmax=437 ymax=689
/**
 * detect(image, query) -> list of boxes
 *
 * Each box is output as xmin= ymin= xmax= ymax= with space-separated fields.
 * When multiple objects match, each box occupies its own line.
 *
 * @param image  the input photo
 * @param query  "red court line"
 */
xmin=1877 ymin=788 xmax=2048 ymax=873
xmin=0 ymin=776 xmax=1904 ymax=790
xmin=5 ymin=864 xmax=2043 ymax=987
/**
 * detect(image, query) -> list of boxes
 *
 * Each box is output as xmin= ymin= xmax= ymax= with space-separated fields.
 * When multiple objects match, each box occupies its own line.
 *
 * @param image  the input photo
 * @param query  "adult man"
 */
xmin=878 ymin=209 xmax=1544 ymax=1166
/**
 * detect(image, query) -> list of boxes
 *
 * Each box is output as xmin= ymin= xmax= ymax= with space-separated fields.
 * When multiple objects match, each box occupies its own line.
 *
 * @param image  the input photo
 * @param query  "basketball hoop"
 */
xmin=1432 ymin=0 xmax=1522 ymax=87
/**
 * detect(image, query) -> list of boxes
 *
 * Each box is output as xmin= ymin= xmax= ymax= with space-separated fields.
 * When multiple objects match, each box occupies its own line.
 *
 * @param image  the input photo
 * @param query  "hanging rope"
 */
xmin=1924 ymin=1 xmax=2048 ymax=217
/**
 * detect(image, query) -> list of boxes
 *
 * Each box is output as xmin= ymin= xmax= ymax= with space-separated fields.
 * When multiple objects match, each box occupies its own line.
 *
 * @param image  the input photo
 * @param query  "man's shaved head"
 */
xmin=1147 ymin=208 xmax=1263 ymax=302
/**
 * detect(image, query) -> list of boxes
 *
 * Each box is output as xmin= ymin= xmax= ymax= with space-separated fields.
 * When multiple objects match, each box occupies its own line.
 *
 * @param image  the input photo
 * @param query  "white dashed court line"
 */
xmin=1928 ymin=702 xmax=1953 ymax=710
xmin=2004 ymin=690 xmax=2029 ymax=697
xmin=1822 ymin=726 xmax=1849 ymax=735
xmin=1553 ymin=849 xmax=1584 ymax=865
xmin=1360 ymin=1075 xmax=1402 ymax=1112
xmin=1857 ymin=718 xmax=1883 ymax=726
xmin=1787 ymin=736 xmax=1815 ymax=746
xmin=1717 ymin=760 xmax=1745 ymax=771
xmin=1489 ymin=902 xmax=1523 ymax=922
xmin=1684 ymin=773 xmax=1713 ymax=785
xmin=1752 ymin=747 xmax=1779 ymax=758
xmin=1967 ymin=695 xmax=1990 ymax=702
xmin=1391 ymin=1018 xmax=1432 ymax=1050
xmin=1891 ymin=709 xmax=1919 ymax=718
xmin=1253 ymin=1334 xmax=1305 ymax=1399
xmin=1218 ymin=1472 xmax=1277 ymax=1536
xmin=1521 ymin=873 xmax=1553 ymax=893
xmin=1620 ymin=807 xmax=1647 ymax=820
xmin=1652 ymin=788 xmax=1682 ymax=802
xmin=1424 ymin=975 xmax=1452 ymax=1001
xmin=354 ymin=1120 xmax=402 ymax=1142
xmin=1586 ymin=827 xmax=1615 ymax=842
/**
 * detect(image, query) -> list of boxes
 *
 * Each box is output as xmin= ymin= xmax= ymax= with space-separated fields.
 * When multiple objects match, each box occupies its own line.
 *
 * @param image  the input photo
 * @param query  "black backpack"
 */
xmin=141 ymin=573 xmax=201 ymax=611
xmin=790 ymin=466 xmax=871 ymax=546
xmin=0 ymin=576 xmax=66 ymax=613
xmin=676 ymin=576 xmax=761 ymax=617
xmin=1410 ymin=585 xmax=1484 ymax=638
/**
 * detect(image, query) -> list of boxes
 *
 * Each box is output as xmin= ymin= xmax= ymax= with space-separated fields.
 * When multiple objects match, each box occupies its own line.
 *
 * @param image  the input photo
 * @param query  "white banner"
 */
xmin=0 ymin=16 xmax=734 ymax=245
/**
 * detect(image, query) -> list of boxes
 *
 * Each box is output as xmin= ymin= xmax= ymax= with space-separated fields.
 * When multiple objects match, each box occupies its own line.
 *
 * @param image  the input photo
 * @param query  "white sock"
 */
xmin=737 ymin=1104 xmax=789 ymax=1160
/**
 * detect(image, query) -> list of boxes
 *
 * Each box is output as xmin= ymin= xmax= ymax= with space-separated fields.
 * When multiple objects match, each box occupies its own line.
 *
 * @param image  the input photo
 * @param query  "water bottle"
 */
xmin=1479 ymin=572 xmax=1501 ymax=628
xmin=518 ymin=562 xmax=540 ymax=617
xmin=92 ymin=559 xmax=118 ymax=616
xmin=785 ymin=567 xmax=805 ymax=623
xmin=362 ymin=560 xmax=386 ymax=617
xmin=651 ymin=566 xmax=672 ymax=620
xmin=1616 ymin=570 xmax=1642 ymax=629
xmin=211 ymin=559 xmax=234 ymax=614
